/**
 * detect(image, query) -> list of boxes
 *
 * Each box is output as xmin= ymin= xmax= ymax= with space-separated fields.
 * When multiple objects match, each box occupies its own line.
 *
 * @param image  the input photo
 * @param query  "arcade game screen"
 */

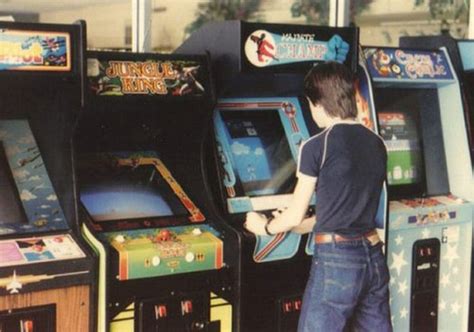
xmin=374 ymin=88 xmax=426 ymax=197
xmin=0 ymin=143 xmax=27 ymax=225
xmin=220 ymin=109 xmax=296 ymax=197
xmin=79 ymin=153 xmax=189 ymax=223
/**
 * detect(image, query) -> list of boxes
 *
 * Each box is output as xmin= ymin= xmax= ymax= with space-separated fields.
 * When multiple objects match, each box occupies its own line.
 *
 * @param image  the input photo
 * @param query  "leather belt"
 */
xmin=314 ymin=230 xmax=380 ymax=245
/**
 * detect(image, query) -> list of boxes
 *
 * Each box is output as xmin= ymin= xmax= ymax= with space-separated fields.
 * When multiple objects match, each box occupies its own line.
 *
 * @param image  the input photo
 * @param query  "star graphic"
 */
xmin=439 ymin=300 xmax=446 ymax=311
xmin=451 ymin=301 xmax=461 ymax=315
xmin=443 ymin=243 xmax=460 ymax=267
xmin=421 ymin=228 xmax=431 ymax=239
xmin=392 ymin=216 xmax=404 ymax=229
xmin=398 ymin=280 xmax=408 ymax=296
xmin=454 ymin=283 xmax=461 ymax=292
xmin=400 ymin=307 xmax=408 ymax=319
xmin=440 ymin=273 xmax=451 ymax=288
xmin=394 ymin=234 xmax=403 ymax=246
xmin=390 ymin=250 xmax=408 ymax=277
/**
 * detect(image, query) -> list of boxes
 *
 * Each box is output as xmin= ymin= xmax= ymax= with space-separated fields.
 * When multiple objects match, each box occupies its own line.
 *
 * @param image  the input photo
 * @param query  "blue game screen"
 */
xmin=221 ymin=109 xmax=296 ymax=197
xmin=80 ymin=163 xmax=188 ymax=222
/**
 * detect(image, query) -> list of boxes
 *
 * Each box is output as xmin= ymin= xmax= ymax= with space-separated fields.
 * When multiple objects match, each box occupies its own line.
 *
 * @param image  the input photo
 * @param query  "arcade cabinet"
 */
xmin=399 ymin=34 xmax=474 ymax=332
xmin=363 ymin=46 xmax=473 ymax=331
xmin=0 ymin=22 xmax=95 ymax=331
xmin=73 ymin=51 xmax=237 ymax=332
xmin=177 ymin=21 xmax=383 ymax=332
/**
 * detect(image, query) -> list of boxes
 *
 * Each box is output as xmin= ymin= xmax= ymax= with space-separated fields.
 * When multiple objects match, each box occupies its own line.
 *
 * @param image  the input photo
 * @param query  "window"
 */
xmin=350 ymin=0 xmax=470 ymax=46
xmin=150 ymin=0 xmax=330 ymax=52
xmin=0 ymin=0 xmax=132 ymax=50
xmin=2 ymin=1 xmax=470 ymax=51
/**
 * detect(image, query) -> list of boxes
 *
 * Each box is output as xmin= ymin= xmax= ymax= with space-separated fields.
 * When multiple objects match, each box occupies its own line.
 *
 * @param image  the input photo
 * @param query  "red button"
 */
xmin=22 ymin=320 xmax=34 ymax=332
xmin=294 ymin=299 xmax=302 ymax=311
xmin=154 ymin=304 xmax=167 ymax=319
xmin=283 ymin=301 xmax=293 ymax=313
xmin=181 ymin=300 xmax=193 ymax=315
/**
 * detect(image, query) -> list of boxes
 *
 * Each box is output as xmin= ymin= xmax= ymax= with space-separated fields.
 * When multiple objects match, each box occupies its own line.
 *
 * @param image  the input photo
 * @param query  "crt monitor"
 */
xmin=214 ymin=101 xmax=303 ymax=215
xmin=374 ymin=88 xmax=427 ymax=199
xmin=0 ymin=142 xmax=27 ymax=225
xmin=79 ymin=152 xmax=194 ymax=226
xmin=220 ymin=109 xmax=296 ymax=197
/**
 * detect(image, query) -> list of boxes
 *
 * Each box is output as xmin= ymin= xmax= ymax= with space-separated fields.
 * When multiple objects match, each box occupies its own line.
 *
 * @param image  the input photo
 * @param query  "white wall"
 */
xmin=40 ymin=2 xmax=132 ymax=49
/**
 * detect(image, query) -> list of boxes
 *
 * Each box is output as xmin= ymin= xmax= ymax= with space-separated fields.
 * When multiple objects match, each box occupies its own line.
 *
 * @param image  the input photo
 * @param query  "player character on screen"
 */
xmin=246 ymin=163 xmax=256 ymax=181
xmin=250 ymin=33 xmax=279 ymax=63
xmin=244 ymin=62 xmax=391 ymax=332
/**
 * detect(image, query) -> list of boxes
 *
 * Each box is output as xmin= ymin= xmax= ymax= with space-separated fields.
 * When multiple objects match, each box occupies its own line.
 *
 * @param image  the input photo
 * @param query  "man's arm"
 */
xmin=291 ymin=216 xmax=316 ymax=234
xmin=244 ymin=174 xmax=316 ymax=235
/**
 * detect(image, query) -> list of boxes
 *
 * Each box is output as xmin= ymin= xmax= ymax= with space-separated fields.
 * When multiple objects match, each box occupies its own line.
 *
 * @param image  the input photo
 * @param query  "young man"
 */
xmin=244 ymin=61 xmax=392 ymax=332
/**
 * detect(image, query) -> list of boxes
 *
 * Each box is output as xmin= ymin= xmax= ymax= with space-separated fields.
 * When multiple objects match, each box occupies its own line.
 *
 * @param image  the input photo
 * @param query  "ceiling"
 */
xmin=0 ymin=0 xmax=129 ymax=13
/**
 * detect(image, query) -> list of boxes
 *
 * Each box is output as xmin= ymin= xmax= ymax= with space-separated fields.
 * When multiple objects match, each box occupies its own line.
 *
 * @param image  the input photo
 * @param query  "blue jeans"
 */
xmin=298 ymin=238 xmax=392 ymax=332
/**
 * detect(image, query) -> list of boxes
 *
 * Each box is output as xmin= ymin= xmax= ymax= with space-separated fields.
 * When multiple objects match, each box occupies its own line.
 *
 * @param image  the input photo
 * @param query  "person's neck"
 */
xmin=324 ymin=117 xmax=359 ymax=127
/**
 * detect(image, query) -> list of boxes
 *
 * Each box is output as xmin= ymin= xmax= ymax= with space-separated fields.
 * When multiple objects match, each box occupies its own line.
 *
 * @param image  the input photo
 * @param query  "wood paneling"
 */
xmin=0 ymin=285 xmax=90 ymax=332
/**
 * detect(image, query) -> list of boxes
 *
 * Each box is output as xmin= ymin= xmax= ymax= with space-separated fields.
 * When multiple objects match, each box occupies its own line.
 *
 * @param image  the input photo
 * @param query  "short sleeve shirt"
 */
xmin=298 ymin=123 xmax=387 ymax=236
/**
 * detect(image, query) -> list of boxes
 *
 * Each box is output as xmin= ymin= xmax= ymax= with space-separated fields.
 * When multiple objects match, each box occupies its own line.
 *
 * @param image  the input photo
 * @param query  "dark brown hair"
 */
xmin=303 ymin=61 xmax=357 ymax=119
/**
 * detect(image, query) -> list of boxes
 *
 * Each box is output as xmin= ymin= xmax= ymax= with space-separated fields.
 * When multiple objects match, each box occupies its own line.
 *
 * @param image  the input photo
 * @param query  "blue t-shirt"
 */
xmin=297 ymin=123 xmax=387 ymax=236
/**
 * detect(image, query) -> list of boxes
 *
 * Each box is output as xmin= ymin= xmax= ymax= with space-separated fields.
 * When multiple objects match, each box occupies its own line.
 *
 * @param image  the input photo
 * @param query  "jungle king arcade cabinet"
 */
xmin=0 ymin=22 xmax=95 ymax=331
xmin=364 ymin=46 xmax=473 ymax=332
xmin=73 ymin=51 xmax=237 ymax=332
xmin=177 ymin=22 xmax=384 ymax=332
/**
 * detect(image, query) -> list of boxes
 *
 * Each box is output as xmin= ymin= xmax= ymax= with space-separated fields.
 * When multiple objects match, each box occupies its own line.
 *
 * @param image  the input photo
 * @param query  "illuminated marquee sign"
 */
xmin=238 ymin=23 xmax=358 ymax=73
xmin=0 ymin=29 xmax=71 ymax=71
xmin=364 ymin=47 xmax=454 ymax=81
xmin=88 ymin=58 xmax=206 ymax=97
xmin=244 ymin=30 xmax=350 ymax=68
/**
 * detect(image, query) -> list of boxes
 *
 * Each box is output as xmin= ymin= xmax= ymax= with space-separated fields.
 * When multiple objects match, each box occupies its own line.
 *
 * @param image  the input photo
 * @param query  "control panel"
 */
xmin=102 ymin=225 xmax=223 ymax=280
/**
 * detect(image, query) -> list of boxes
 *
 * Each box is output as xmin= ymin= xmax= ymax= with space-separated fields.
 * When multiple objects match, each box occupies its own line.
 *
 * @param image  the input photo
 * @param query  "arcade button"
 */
xmin=114 ymin=234 xmax=125 ymax=243
xmin=152 ymin=256 xmax=161 ymax=266
xmin=22 ymin=320 xmax=34 ymax=332
xmin=144 ymin=258 xmax=151 ymax=268
xmin=181 ymin=300 xmax=193 ymax=315
xmin=185 ymin=252 xmax=195 ymax=262
xmin=294 ymin=299 xmax=302 ymax=311
xmin=192 ymin=228 xmax=202 ymax=236
xmin=154 ymin=304 xmax=168 ymax=319
xmin=282 ymin=301 xmax=293 ymax=313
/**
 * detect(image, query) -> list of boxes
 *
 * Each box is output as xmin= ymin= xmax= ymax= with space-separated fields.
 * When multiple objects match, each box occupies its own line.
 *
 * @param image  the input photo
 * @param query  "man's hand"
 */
xmin=244 ymin=211 xmax=269 ymax=236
